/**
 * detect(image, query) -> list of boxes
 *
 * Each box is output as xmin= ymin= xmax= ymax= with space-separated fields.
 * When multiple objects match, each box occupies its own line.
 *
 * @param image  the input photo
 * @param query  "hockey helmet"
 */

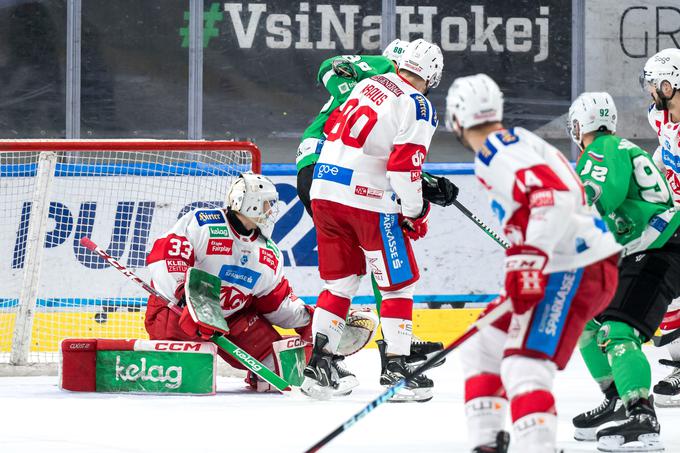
xmin=445 ymin=73 xmax=504 ymax=135
xmin=568 ymin=92 xmax=617 ymax=150
xmin=226 ymin=173 xmax=279 ymax=236
xmin=640 ymin=48 xmax=680 ymax=110
xmin=382 ymin=39 xmax=409 ymax=64
xmin=398 ymin=38 xmax=444 ymax=90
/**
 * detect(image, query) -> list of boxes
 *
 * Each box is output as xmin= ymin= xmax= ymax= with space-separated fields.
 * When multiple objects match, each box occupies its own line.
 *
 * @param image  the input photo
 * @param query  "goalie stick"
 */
xmin=304 ymin=299 xmax=512 ymax=452
xmin=79 ymin=236 xmax=290 ymax=392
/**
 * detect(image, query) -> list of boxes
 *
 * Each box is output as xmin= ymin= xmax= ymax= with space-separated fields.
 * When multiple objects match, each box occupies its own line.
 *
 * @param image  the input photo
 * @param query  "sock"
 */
xmin=380 ymin=298 xmax=413 ymax=355
xmin=464 ymin=373 xmax=508 ymax=449
xmin=579 ymin=319 xmax=614 ymax=392
xmin=371 ymin=274 xmax=382 ymax=317
xmin=598 ymin=320 xmax=651 ymax=405
xmin=312 ymin=290 xmax=351 ymax=353
xmin=511 ymin=390 xmax=557 ymax=453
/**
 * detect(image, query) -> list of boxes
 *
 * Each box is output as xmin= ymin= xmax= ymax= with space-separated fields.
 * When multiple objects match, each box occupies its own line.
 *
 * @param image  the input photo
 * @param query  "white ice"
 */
xmin=1 ymin=345 xmax=679 ymax=453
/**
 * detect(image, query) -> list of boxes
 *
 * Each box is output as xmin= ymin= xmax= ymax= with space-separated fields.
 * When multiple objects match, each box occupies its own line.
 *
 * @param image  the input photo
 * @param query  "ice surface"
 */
xmin=1 ymin=345 xmax=679 ymax=453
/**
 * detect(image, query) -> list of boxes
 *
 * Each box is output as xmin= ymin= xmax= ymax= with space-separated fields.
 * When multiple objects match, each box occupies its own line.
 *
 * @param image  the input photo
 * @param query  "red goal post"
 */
xmin=0 ymin=140 xmax=261 ymax=368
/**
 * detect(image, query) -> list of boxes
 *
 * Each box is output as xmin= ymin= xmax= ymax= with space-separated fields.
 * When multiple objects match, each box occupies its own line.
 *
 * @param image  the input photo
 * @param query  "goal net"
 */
xmin=0 ymin=140 xmax=261 ymax=367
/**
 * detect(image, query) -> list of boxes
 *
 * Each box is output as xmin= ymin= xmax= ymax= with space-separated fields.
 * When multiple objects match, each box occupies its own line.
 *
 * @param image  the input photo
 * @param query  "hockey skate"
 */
xmin=596 ymin=398 xmax=664 ymax=452
xmin=406 ymin=334 xmax=446 ymax=368
xmin=472 ymin=430 xmax=510 ymax=453
xmin=653 ymin=359 xmax=680 ymax=408
xmin=573 ymin=385 xmax=627 ymax=441
xmin=301 ymin=333 xmax=340 ymax=400
xmin=377 ymin=339 xmax=433 ymax=402
xmin=331 ymin=354 xmax=359 ymax=396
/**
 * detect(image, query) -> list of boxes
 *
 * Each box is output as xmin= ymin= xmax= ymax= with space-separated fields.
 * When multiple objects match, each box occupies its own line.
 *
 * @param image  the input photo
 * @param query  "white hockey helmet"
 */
xmin=445 ymin=73 xmax=504 ymax=134
xmin=640 ymin=48 xmax=680 ymax=109
xmin=568 ymin=92 xmax=617 ymax=149
xmin=398 ymin=38 xmax=444 ymax=90
xmin=226 ymin=173 xmax=279 ymax=237
xmin=382 ymin=39 xmax=409 ymax=64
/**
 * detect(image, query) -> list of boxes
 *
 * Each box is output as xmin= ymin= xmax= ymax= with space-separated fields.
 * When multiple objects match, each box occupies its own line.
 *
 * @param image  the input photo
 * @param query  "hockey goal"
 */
xmin=0 ymin=140 xmax=261 ymax=369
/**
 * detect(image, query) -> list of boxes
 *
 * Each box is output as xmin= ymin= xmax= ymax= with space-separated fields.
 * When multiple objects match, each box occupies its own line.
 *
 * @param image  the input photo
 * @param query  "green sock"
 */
xmin=598 ymin=320 xmax=651 ymax=405
xmin=371 ymin=274 xmax=382 ymax=317
xmin=579 ymin=319 xmax=614 ymax=391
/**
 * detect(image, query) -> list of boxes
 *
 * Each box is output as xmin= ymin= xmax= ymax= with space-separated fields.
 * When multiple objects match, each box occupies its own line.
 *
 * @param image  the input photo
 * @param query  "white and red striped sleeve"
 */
xmin=387 ymin=94 xmax=437 ymax=217
xmin=146 ymin=213 xmax=196 ymax=302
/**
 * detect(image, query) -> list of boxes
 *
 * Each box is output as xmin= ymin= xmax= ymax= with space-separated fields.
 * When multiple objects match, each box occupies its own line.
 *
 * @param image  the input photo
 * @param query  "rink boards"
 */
xmin=0 ymin=308 xmax=483 ymax=353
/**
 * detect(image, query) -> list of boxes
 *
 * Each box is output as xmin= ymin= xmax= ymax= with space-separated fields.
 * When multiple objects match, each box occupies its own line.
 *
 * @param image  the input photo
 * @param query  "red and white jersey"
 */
xmin=146 ymin=209 xmax=309 ymax=329
xmin=475 ymin=127 xmax=621 ymax=273
xmin=309 ymin=72 xmax=437 ymax=217
xmin=648 ymin=105 xmax=680 ymax=205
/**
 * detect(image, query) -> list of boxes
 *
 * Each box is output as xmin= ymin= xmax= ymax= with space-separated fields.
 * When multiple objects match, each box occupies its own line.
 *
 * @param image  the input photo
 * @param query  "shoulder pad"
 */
xmin=410 ymin=93 xmax=431 ymax=122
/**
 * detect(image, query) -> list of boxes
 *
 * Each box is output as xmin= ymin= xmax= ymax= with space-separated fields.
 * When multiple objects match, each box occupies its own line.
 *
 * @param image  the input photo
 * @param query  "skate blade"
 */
xmin=652 ymin=393 xmax=680 ymax=408
xmin=574 ymin=427 xmax=597 ymax=441
xmin=333 ymin=376 xmax=359 ymax=397
xmin=597 ymin=433 xmax=664 ymax=452
xmin=385 ymin=386 xmax=433 ymax=403
xmin=575 ymin=420 xmax=626 ymax=442
xmin=300 ymin=377 xmax=333 ymax=401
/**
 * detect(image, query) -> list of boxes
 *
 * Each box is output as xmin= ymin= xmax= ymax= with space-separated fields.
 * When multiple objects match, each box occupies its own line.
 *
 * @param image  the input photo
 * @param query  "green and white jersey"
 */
xmin=296 ymin=55 xmax=396 ymax=171
xmin=576 ymin=134 xmax=680 ymax=256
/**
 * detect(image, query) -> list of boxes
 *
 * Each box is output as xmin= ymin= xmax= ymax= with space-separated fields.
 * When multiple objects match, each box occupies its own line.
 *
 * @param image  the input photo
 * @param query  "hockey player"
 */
xmin=296 ymin=39 xmax=453 ymax=368
xmin=446 ymin=75 xmax=621 ymax=453
xmin=641 ymin=47 xmax=680 ymax=407
xmin=567 ymin=92 xmax=680 ymax=451
xmin=144 ymin=173 xmax=374 ymax=393
xmin=301 ymin=38 xmax=444 ymax=402
xmin=296 ymin=39 xmax=408 ymax=214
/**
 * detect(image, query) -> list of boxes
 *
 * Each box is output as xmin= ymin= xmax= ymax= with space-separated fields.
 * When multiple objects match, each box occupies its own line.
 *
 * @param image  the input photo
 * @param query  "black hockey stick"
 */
xmin=452 ymin=199 xmax=510 ymax=249
xmin=304 ymin=299 xmax=511 ymax=453
xmin=653 ymin=328 xmax=680 ymax=347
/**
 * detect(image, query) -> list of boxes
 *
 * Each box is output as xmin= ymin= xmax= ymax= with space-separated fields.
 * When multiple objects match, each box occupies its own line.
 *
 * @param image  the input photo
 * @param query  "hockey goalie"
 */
xmin=144 ymin=173 xmax=377 ymax=393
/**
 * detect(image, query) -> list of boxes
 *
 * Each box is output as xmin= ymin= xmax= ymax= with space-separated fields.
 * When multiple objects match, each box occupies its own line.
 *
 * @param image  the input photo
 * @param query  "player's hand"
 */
xmin=331 ymin=57 xmax=358 ymax=80
xmin=400 ymin=200 xmax=431 ymax=241
xmin=178 ymin=306 xmax=216 ymax=341
xmin=504 ymin=245 xmax=548 ymax=315
xmin=422 ymin=172 xmax=459 ymax=207
xmin=174 ymin=283 xmax=186 ymax=308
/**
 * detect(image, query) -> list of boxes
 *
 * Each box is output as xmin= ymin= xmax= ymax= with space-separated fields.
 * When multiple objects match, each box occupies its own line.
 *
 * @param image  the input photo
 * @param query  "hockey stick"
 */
xmin=452 ymin=199 xmax=510 ymax=249
xmin=304 ymin=299 xmax=511 ymax=452
xmin=653 ymin=328 xmax=680 ymax=347
xmin=79 ymin=236 xmax=290 ymax=392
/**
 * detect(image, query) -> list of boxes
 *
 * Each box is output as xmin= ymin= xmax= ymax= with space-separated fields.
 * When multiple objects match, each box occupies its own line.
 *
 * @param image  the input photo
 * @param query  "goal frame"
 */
xmin=0 ymin=140 xmax=261 ymax=370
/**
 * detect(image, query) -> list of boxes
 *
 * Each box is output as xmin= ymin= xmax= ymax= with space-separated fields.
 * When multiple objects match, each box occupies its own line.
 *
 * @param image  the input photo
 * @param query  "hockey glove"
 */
xmin=400 ymin=200 xmax=431 ymax=241
xmin=422 ymin=172 xmax=459 ymax=207
xmin=178 ymin=306 xmax=216 ymax=341
xmin=504 ymin=245 xmax=548 ymax=315
xmin=174 ymin=283 xmax=187 ymax=308
xmin=331 ymin=57 xmax=358 ymax=80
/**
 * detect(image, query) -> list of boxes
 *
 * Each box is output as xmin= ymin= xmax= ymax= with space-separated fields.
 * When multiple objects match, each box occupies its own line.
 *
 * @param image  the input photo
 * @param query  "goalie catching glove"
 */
xmin=504 ymin=245 xmax=548 ymax=314
xmin=421 ymin=171 xmax=459 ymax=207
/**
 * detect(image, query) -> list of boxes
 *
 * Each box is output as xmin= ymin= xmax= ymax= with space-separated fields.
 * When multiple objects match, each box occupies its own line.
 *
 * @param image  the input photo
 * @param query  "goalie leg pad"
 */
xmin=219 ymin=307 xmax=281 ymax=370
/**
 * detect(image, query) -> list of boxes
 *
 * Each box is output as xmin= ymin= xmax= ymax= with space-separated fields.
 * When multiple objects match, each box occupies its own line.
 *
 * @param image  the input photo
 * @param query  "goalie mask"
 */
xmin=226 ymin=173 xmax=279 ymax=237
xmin=568 ymin=92 xmax=617 ymax=151
xmin=640 ymin=48 xmax=680 ymax=111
